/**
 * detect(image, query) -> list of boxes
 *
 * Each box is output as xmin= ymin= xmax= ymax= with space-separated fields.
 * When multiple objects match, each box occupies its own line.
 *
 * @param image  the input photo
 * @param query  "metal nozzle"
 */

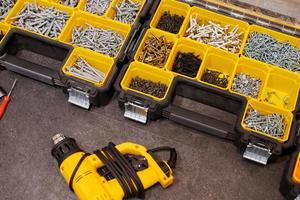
xmin=52 ymin=133 xmax=66 ymax=145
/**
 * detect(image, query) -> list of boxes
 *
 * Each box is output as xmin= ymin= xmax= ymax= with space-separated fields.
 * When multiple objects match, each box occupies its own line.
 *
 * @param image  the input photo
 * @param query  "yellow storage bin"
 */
xmin=78 ymin=0 xmax=114 ymax=17
xmin=181 ymin=6 xmax=249 ymax=54
xmin=62 ymin=48 xmax=114 ymax=87
xmin=59 ymin=12 xmax=130 ymax=59
xmin=292 ymin=153 xmax=300 ymax=184
xmin=261 ymin=69 xmax=299 ymax=111
xmin=241 ymin=99 xmax=293 ymax=143
xmin=5 ymin=0 xmax=73 ymax=40
xmin=0 ymin=23 xmax=10 ymax=42
xmin=166 ymin=37 xmax=207 ymax=79
xmin=150 ymin=0 xmax=190 ymax=35
xmin=229 ymin=57 xmax=270 ymax=99
xmin=134 ymin=28 xmax=177 ymax=68
xmin=121 ymin=61 xmax=174 ymax=101
xmin=106 ymin=0 xmax=146 ymax=25
xmin=198 ymin=47 xmax=238 ymax=90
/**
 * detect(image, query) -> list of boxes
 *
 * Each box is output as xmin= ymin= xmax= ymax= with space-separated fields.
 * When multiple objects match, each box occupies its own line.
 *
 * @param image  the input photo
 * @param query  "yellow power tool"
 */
xmin=51 ymin=134 xmax=177 ymax=200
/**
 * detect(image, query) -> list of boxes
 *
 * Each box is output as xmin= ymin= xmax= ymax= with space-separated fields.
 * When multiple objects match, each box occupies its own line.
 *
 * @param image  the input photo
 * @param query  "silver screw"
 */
xmin=231 ymin=73 xmax=262 ymax=98
xmin=59 ymin=0 xmax=79 ymax=7
xmin=113 ymin=0 xmax=140 ymax=24
xmin=85 ymin=0 xmax=112 ymax=16
xmin=0 ymin=0 xmax=15 ymax=21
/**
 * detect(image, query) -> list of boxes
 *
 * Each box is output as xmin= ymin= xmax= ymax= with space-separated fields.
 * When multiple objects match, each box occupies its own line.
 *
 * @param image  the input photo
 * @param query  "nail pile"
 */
xmin=244 ymin=104 xmax=286 ymax=139
xmin=129 ymin=76 xmax=168 ymax=98
xmin=157 ymin=11 xmax=184 ymax=34
xmin=186 ymin=15 xmax=243 ymax=53
xmin=231 ymin=73 xmax=261 ymax=98
xmin=12 ymin=3 xmax=70 ymax=38
xmin=114 ymin=0 xmax=141 ymax=24
xmin=201 ymin=69 xmax=229 ymax=88
xmin=85 ymin=0 xmax=112 ymax=16
xmin=71 ymin=24 xmax=124 ymax=57
xmin=172 ymin=52 xmax=202 ymax=77
xmin=67 ymin=57 xmax=106 ymax=83
xmin=0 ymin=0 xmax=15 ymax=21
xmin=59 ymin=0 xmax=79 ymax=7
xmin=244 ymin=32 xmax=300 ymax=72
xmin=138 ymin=33 xmax=173 ymax=67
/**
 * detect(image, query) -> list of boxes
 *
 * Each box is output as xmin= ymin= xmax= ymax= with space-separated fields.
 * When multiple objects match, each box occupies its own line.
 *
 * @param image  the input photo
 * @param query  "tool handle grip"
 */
xmin=0 ymin=96 xmax=11 ymax=119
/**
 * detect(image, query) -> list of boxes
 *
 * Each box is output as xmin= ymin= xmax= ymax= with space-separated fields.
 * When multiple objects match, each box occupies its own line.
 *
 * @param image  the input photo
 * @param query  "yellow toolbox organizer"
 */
xmin=292 ymin=153 xmax=300 ymax=184
xmin=0 ymin=23 xmax=11 ymax=42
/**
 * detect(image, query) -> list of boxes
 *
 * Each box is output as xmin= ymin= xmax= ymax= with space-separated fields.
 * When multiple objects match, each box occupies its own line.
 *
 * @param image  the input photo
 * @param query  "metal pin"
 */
xmin=113 ymin=0 xmax=140 ymax=24
xmin=0 ymin=0 xmax=15 ymax=21
xmin=85 ymin=0 xmax=112 ymax=16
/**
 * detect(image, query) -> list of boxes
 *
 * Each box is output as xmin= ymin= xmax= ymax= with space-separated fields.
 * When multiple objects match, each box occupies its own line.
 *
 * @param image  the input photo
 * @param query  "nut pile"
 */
xmin=244 ymin=32 xmax=300 ymax=72
xmin=58 ymin=0 xmax=79 ymax=7
xmin=71 ymin=24 xmax=124 ymax=57
xmin=244 ymin=104 xmax=286 ymax=139
xmin=186 ymin=15 xmax=243 ymax=53
xmin=231 ymin=73 xmax=261 ymax=98
xmin=0 ymin=0 xmax=15 ymax=21
xmin=85 ymin=0 xmax=112 ymax=16
xmin=129 ymin=76 xmax=168 ymax=98
xmin=172 ymin=52 xmax=202 ymax=77
xmin=157 ymin=11 xmax=184 ymax=34
xmin=66 ymin=57 xmax=106 ymax=83
xmin=11 ymin=4 xmax=70 ymax=38
xmin=201 ymin=69 xmax=229 ymax=88
xmin=114 ymin=0 xmax=141 ymax=24
xmin=138 ymin=33 xmax=173 ymax=67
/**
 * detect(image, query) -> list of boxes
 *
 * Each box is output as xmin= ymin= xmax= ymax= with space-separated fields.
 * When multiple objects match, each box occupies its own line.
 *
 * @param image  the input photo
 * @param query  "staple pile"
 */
xmin=157 ymin=11 xmax=184 ymax=34
xmin=59 ymin=0 xmax=79 ymax=7
xmin=244 ymin=32 xmax=300 ymax=72
xmin=114 ymin=0 xmax=140 ymax=24
xmin=85 ymin=0 xmax=112 ymax=16
xmin=231 ymin=73 xmax=261 ymax=98
xmin=71 ymin=24 xmax=124 ymax=57
xmin=0 ymin=0 xmax=15 ymax=21
xmin=172 ymin=52 xmax=201 ymax=77
xmin=186 ymin=15 xmax=243 ymax=53
xmin=201 ymin=69 xmax=229 ymax=88
xmin=11 ymin=3 xmax=70 ymax=38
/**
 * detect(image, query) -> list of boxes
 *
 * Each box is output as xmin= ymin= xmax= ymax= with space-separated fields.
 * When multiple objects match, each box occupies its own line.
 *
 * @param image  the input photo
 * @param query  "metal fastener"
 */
xmin=85 ymin=0 xmax=112 ymax=16
xmin=113 ymin=0 xmax=140 ymax=24
xmin=0 ymin=0 xmax=15 ymax=21
xmin=231 ymin=73 xmax=261 ymax=98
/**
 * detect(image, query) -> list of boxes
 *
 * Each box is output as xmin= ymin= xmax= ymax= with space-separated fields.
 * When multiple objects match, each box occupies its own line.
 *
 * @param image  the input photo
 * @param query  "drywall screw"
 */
xmin=0 ymin=0 xmax=15 ymax=21
xmin=231 ymin=73 xmax=261 ymax=98
xmin=85 ymin=0 xmax=112 ymax=16
xmin=11 ymin=3 xmax=70 ymax=38
xmin=244 ymin=32 xmax=300 ymax=72
xmin=71 ymin=23 xmax=124 ymax=57
xmin=58 ymin=0 xmax=79 ymax=7
xmin=185 ymin=15 xmax=243 ymax=53
xmin=113 ymin=0 xmax=140 ymax=24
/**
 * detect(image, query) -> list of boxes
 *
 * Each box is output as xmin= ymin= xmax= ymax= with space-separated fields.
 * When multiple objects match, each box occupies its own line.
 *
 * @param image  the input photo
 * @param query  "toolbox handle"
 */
xmin=122 ymin=23 xmax=141 ymax=62
xmin=128 ymin=26 xmax=148 ymax=60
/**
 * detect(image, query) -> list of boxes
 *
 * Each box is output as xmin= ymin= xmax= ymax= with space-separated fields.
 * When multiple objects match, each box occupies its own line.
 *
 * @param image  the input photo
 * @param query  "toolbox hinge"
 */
xmin=124 ymin=101 xmax=148 ymax=124
xmin=243 ymin=142 xmax=272 ymax=165
xmin=68 ymin=88 xmax=91 ymax=110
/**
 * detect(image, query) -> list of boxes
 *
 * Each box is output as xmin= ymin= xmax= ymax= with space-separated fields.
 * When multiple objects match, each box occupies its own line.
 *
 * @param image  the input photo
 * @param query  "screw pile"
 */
xmin=244 ymin=104 xmax=286 ymax=139
xmin=66 ymin=57 xmax=106 ymax=83
xmin=11 ymin=4 xmax=70 ymax=38
xmin=201 ymin=69 xmax=229 ymax=88
xmin=157 ymin=11 xmax=184 ymax=34
xmin=231 ymin=73 xmax=261 ymax=98
xmin=129 ymin=76 xmax=168 ymax=98
xmin=114 ymin=0 xmax=140 ymax=24
xmin=173 ymin=52 xmax=202 ymax=77
xmin=0 ymin=0 xmax=15 ymax=21
xmin=244 ymin=32 xmax=300 ymax=72
xmin=186 ymin=15 xmax=243 ymax=53
xmin=59 ymin=0 xmax=79 ymax=7
xmin=71 ymin=24 xmax=124 ymax=57
xmin=85 ymin=0 xmax=112 ymax=16
xmin=138 ymin=33 xmax=173 ymax=67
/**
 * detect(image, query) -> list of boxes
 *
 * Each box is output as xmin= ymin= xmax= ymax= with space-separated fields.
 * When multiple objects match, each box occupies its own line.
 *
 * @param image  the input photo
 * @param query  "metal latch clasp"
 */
xmin=68 ymin=88 xmax=90 ymax=109
xmin=243 ymin=143 xmax=272 ymax=165
xmin=124 ymin=102 xmax=148 ymax=124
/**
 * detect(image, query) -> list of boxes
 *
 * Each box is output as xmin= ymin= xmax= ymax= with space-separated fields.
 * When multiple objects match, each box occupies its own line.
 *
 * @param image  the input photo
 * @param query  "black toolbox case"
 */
xmin=115 ymin=0 xmax=300 ymax=165
xmin=0 ymin=0 xmax=154 ymax=109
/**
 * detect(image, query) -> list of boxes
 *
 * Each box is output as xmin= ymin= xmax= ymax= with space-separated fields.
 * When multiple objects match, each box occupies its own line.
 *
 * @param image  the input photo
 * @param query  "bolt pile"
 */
xmin=129 ymin=76 xmax=168 ymax=98
xmin=157 ymin=11 xmax=184 ymax=34
xmin=172 ymin=52 xmax=202 ymax=77
xmin=66 ymin=57 xmax=106 ymax=83
xmin=244 ymin=105 xmax=286 ymax=139
xmin=85 ymin=0 xmax=112 ymax=16
xmin=58 ymin=0 xmax=79 ymax=7
xmin=11 ymin=4 xmax=70 ymax=38
xmin=201 ymin=69 xmax=229 ymax=88
xmin=113 ymin=0 xmax=141 ymax=24
xmin=244 ymin=32 xmax=300 ymax=72
xmin=138 ymin=33 xmax=173 ymax=67
xmin=71 ymin=24 xmax=124 ymax=57
xmin=186 ymin=15 xmax=243 ymax=53
xmin=231 ymin=73 xmax=261 ymax=98
xmin=0 ymin=0 xmax=15 ymax=21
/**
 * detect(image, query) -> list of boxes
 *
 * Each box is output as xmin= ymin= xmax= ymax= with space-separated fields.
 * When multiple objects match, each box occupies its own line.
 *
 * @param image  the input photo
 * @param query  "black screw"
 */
xmin=156 ymin=11 xmax=184 ymax=34
xmin=172 ymin=52 xmax=202 ymax=77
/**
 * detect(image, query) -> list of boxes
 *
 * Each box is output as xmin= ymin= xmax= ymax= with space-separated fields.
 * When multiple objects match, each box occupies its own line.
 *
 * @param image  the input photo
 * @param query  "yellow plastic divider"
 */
xmin=181 ymin=6 xmax=250 ymax=55
xmin=59 ymin=11 xmax=131 ymax=59
xmin=150 ymin=0 xmax=191 ymax=36
xmin=121 ymin=61 xmax=174 ymax=101
xmin=5 ymin=0 xmax=74 ymax=40
xmin=292 ymin=153 xmax=300 ymax=184
xmin=0 ymin=22 xmax=11 ymax=43
xmin=229 ymin=57 xmax=270 ymax=99
xmin=241 ymin=99 xmax=293 ymax=143
xmin=62 ymin=48 xmax=114 ymax=87
xmin=261 ymin=69 xmax=300 ymax=111
xmin=197 ymin=47 xmax=238 ymax=90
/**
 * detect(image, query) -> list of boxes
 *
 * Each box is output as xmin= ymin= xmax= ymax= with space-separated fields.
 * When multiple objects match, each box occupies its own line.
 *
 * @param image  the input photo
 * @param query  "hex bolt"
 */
xmin=231 ymin=73 xmax=261 ymax=98
xmin=85 ymin=0 xmax=112 ymax=16
xmin=0 ymin=0 xmax=15 ymax=21
xmin=71 ymin=23 xmax=124 ymax=57
xmin=58 ymin=0 xmax=79 ymax=7
xmin=113 ymin=0 xmax=141 ymax=24
xmin=11 ymin=3 xmax=70 ymax=39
